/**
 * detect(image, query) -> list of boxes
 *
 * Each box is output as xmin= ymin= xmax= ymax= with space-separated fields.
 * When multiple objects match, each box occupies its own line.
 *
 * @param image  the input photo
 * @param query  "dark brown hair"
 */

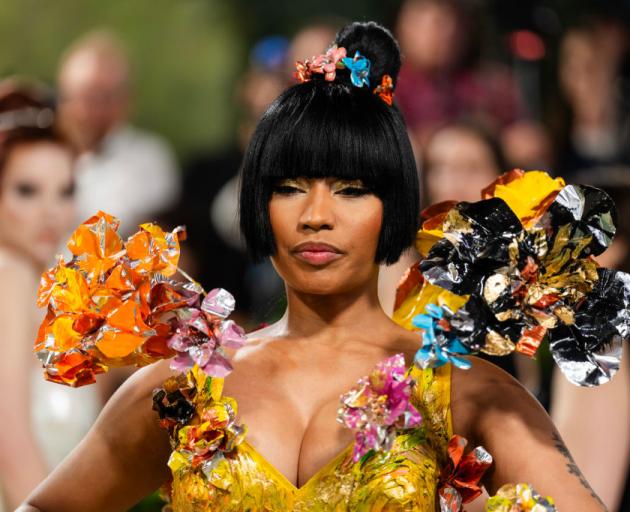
xmin=0 ymin=78 xmax=71 ymax=174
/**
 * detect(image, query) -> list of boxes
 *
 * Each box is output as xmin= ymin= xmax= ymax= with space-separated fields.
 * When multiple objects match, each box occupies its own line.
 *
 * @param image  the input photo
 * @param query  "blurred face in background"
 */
xmin=397 ymin=0 xmax=460 ymax=71
xmin=423 ymin=126 xmax=501 ymax=203
xmin=0 ymin=141 xmax=75 ymax=267
xmin=287 ymin=25 xmax=338 ymax=74
xmin=58 ymin=51 xmax=130 ymax=153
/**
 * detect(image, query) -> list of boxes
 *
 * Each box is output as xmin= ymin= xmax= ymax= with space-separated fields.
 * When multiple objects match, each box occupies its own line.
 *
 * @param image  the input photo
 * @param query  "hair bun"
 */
xmin=334 ymin=21 xmax=401 ymax=87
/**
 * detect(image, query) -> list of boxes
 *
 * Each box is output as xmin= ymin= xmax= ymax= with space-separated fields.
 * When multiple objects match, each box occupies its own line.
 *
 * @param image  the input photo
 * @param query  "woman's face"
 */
xmin=424 ymin=127 xmax=500 ymax=204
xmin=0 ymin=141 xmax=75 ymax=267
xmin=269 ymin=177 xmax=383 ymax=295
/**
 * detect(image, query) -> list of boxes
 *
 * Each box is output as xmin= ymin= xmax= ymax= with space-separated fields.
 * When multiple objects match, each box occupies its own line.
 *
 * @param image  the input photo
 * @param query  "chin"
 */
xmin=292 ymin=268 xmax=373 ymax=296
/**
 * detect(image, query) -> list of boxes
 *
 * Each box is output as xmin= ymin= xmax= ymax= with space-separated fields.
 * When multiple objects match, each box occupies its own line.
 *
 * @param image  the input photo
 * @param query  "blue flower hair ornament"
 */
xmin=341 ymin=51 xmax=371 ymax=88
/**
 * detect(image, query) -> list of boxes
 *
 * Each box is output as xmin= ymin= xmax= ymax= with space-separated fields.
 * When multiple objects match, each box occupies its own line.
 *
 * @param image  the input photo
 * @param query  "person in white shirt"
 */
xmin=57 ymin=31 xmax=180 ymax=235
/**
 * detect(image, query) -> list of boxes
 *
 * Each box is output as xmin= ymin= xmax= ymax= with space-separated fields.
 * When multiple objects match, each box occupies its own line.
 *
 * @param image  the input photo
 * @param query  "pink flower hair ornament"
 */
xmin=294 ymin=45 xmax=395 ymax=105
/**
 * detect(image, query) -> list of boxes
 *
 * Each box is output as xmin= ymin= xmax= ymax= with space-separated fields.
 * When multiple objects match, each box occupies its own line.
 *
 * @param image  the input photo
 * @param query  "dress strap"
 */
xmin=407 ymin=363 xmax=452 ymax=453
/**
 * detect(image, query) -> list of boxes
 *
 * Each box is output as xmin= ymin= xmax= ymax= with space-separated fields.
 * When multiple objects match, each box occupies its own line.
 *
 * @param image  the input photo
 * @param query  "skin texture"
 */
xmin=22 ymin=178 xmax=605 ymax=511
xmin=0 ymin=141 xmax=74 ymax=508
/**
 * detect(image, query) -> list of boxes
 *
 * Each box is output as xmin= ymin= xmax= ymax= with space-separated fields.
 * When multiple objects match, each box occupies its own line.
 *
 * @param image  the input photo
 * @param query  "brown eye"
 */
xmin=15 ymin=182 xmax=38 ymax=198
xmin=60 ymin=182 xmax=75 ymax=199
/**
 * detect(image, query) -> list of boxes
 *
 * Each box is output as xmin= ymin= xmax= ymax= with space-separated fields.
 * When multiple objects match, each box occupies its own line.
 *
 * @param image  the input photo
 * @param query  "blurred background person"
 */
xmin=394 ymin=0 xmax=524 ymax=153
xmin=420 ymin=120 xmax=505 ymax=204
xmin=57 ymin=30 xmax=180 ymax=236
xmin=0 ymin=79 xmax=99 ymax=510
xmin=554 ymin=16 xmax=630 ymax=181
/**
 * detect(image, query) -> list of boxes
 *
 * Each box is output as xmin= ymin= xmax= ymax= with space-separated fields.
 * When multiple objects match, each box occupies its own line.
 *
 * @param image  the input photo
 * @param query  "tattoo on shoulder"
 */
xmin=551 ymin=431 xmax=607 ymax=510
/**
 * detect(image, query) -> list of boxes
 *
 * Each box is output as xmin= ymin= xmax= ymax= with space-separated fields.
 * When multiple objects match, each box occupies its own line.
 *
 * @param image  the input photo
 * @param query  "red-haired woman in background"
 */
xmin=0 ymin=79 xmax=96 ymax=509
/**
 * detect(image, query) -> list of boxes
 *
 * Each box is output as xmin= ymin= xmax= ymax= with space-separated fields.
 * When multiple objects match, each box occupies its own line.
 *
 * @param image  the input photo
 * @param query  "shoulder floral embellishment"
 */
xmin=485 ymin=483 xmax=556 ymax=511
xmin=438 ymin=435 xmax=493 ymax=512
xmin=412 ymin=304 xmax=471 ymax=370
xmin=401 ymin=169 xmax=630 ymax=387
xmin=35 ymin=211 xmax=247 ymax=386
xmin=154 ymin=366 xmax=247 ymax=481
xmin=337 ymin=353 xmax=422 ymax=462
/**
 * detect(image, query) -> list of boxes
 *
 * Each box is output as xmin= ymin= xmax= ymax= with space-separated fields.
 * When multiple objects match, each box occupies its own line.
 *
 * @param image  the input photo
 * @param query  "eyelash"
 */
xmin=273 ymin=185 xmax=304 ymax=195
xmin=336 ymin=187 xmax=370 ymax=197
xmin=273 ymin=184 xmax=371 ymax=197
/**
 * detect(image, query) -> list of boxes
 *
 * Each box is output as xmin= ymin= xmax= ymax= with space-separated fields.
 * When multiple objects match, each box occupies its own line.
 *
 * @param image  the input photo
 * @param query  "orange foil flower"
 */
xmin=438 ymin=435 xmax=493 ymax=511
xmin=35 ymin=211 xmax=192 ymax=386
xmin=373 ymin=74 xmax=394 ymax=105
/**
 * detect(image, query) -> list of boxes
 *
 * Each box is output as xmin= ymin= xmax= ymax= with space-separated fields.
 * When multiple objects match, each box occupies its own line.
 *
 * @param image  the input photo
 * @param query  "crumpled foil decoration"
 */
xmin=337 ymin=353 xmax=422 ymax=462
xmin=438 ymin=435 xmax=493 ymax=512
xmin=404 ymin=170 xmax=630 ymax=386
xmin=35 ymin=211 xmax=246 ymax=386
xmin=412 ymin=304 xmax=471 ymax=370
xmin=154 ymin=365 xmax=247 ymax=481
xmin=295 ymin=44 xmax=347 ymax=82
xmin=485 ymin=483 xmax=556 ymax=511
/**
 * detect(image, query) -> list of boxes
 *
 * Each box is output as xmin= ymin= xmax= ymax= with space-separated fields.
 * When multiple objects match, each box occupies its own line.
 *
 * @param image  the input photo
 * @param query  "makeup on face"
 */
xmin=0 ymin=142 xmax=75 ymax=266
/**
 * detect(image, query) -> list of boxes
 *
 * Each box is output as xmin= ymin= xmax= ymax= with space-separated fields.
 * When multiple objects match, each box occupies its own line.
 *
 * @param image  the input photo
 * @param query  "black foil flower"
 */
xmin=549 ymin=268 xmax=630 ymax=386
xmin=417 ymin=178 xmax=628 ymax=386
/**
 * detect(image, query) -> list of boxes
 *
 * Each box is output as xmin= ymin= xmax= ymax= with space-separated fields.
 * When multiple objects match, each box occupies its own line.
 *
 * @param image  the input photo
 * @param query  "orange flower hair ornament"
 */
xmin=35 ymin=211 xmax=246 ymax=387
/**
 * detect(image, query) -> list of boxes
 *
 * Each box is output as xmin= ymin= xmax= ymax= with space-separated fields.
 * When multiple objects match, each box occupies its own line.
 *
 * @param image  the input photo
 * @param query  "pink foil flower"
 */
xmin=337 ymin=353 xmax=422 ymax=462
xmin=294 ymin=45 xmax=347 ymax=83
xmin=167 ymin=288 xmax=246 ymax=377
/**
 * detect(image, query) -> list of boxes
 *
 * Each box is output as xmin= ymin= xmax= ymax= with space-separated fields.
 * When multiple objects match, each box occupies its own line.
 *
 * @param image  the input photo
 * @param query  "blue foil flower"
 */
xmin=342 ymin=51 xmax=371 ymax=87
xmin=412 ymin=304 xmax=471 ymax=370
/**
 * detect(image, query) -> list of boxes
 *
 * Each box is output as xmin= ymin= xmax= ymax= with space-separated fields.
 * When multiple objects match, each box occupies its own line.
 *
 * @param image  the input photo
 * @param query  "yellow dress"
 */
xmin=164 ymin=362 xmax=452 ymax=511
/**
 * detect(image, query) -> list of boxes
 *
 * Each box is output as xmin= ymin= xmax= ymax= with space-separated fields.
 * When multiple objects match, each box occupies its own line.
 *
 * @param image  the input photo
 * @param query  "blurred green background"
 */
xmin=0 ymin=0 xmax=616 ymax=161
xmin=0 ymin=0 xmax=396 ymax=160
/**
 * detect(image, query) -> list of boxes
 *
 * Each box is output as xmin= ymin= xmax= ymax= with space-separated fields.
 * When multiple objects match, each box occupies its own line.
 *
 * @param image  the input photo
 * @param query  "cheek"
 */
xmin=353 ymin=208 xmax=383 ymax=251
xmin=0 ymin=190 xmax=38 ymax=229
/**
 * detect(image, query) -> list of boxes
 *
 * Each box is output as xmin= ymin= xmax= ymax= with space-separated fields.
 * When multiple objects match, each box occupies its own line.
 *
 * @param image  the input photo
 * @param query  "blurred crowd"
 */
xmin=1 ymin=0 xmax=629 ymax=510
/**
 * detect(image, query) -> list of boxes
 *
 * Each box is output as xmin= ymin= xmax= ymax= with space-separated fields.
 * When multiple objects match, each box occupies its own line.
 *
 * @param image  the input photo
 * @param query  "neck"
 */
xmin=282 ymin=271 xmax=390 ymax=342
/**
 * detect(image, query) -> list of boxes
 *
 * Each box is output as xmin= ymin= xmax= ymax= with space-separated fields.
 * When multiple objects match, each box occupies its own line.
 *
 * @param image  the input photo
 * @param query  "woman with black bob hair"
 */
xmin=240 ymin=21 xmax=418 ymax=265
xmin=23 ymin=22 xmax=604 ymax=511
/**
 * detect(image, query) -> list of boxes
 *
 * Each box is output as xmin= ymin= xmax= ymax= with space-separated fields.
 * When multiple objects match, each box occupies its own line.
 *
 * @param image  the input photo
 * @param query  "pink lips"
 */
xmin=292 ymin=242 xmax=343 ymax=265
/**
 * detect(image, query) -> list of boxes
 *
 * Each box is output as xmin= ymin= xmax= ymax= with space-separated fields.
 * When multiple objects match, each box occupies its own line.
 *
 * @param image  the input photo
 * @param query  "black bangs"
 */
xmin=240 ymin=79 xmax=419 ymax=264
xmin=257 ymin=81 xmax=399 ymax=194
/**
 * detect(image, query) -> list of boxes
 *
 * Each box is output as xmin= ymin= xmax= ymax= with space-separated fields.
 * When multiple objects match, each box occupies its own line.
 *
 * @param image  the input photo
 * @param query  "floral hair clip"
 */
xmin=294 ymin=45 xmax=394 ymax=105
xmin=373 ymin=75 xmax=394 ymax=105
xmin=294 ymin=45 xmax=346 ymax=83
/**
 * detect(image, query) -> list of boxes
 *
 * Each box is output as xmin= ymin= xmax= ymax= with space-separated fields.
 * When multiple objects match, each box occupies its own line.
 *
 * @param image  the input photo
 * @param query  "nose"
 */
xmin=298 ymin=181 xmax=335 ymax=232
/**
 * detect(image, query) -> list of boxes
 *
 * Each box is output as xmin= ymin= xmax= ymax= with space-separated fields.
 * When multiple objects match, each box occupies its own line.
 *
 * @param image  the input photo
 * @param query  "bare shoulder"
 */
xmin=451 ymin=355 xmax=524 ymax=399
xmin=226 ymin=335 xmax=286 ymax=390
xmin=121 ymin=358 xmax=180 ymax=399
xmin=450 ymin=356 xmax=547 ymax=443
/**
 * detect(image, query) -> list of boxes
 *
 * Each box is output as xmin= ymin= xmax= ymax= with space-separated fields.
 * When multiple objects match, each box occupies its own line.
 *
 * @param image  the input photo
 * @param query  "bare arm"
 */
xmin=551 ymin=345 xmax=630 ymax=511
xmin=452 ymin=357 xmax=607 ymax=511
xmin=22 ymin=360 xmax=175 ymax=512
xmin=0 ymin=263 xmax=48 ymax=508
